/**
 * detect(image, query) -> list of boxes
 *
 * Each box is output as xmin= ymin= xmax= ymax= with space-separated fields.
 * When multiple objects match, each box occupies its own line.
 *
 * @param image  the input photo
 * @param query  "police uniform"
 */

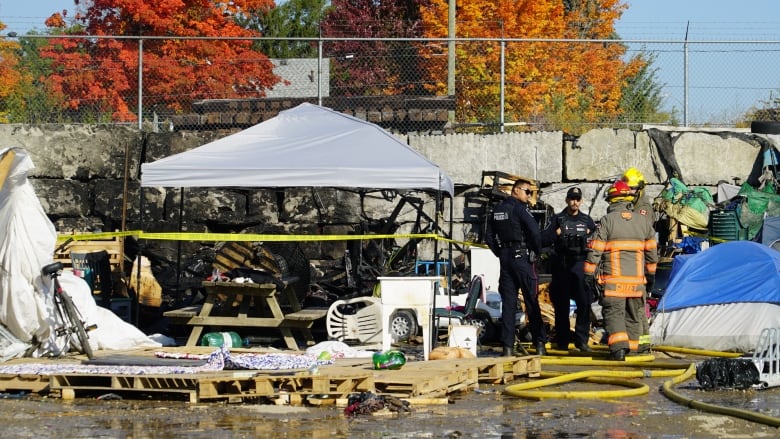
xmin=543 ymin=188 xmax=596 ymax=351
xmin=486 ymin=193 xmax=547 ymax=354
xmin=585 ymin=197 xmax=658 ymax=360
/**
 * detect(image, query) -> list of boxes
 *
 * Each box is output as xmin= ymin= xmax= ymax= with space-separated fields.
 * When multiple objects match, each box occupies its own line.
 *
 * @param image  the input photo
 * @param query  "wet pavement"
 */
xmin=0 ymin=350 xmax=777 ymax=438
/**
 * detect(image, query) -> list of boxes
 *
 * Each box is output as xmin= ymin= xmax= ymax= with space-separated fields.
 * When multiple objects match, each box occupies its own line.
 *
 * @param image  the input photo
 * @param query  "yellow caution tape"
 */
xmin=56 ymin=230 xmax=486 ymax=249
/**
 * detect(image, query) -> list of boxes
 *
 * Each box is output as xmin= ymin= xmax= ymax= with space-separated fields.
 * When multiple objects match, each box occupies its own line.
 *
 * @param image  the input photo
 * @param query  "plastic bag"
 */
xmin=696 ymin=358 xmax=759 ymax=390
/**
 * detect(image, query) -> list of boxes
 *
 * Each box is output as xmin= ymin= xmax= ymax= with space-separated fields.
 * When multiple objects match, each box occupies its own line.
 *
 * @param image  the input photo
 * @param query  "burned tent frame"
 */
xmin=138 ymin=103 xmax=455 ymax=322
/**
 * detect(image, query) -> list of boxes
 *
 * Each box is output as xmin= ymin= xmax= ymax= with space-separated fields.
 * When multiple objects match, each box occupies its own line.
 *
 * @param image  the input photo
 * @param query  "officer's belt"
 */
xmin=498 ymin=241 xmax=526 ymax=249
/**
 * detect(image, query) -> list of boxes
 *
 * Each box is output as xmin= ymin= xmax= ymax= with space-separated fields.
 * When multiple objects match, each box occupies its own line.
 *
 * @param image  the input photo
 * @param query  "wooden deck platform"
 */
xmin=0 ymin=349 xmax=541 ymax=405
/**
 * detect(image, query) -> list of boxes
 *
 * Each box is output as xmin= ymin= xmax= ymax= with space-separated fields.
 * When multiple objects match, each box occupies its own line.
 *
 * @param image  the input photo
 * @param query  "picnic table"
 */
xmin=164 ymin=277 xmax=327 ymax=350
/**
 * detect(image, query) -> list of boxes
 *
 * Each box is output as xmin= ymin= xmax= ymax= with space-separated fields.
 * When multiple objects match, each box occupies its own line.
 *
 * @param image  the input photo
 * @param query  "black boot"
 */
xmin=502 ymin=346 xmax=514 ymax=357
xmin=608 ymin=348 xmax=627 ymax=361
xmin=574 ymin=342 xmax=593 ymax=353
xmin=535 ymin=342 xmax=547 ymax=356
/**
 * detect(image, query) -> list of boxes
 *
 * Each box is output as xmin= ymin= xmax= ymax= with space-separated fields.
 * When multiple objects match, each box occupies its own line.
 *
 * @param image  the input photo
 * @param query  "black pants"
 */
xmin=497 ymin=248 xmax=546 ymax=348
xmin=550 ymin=258 xmax=591 ymax=349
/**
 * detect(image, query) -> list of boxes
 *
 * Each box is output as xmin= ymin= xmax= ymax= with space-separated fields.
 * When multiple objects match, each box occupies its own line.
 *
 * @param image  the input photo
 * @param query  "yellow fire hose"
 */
xmin=503 ymin=345 xmax=780 ymax=428
xmin=661 ymin=363 xmax=780 ymax=428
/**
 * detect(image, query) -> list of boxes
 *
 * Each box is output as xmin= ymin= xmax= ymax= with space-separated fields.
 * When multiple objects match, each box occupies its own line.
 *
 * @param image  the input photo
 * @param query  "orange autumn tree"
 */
xmin=40 ymin=0 xmax=279 ymax=122
xmin=419 ymin=0 xmax=644 ymax=132
xmin=0 ymin=21 xmax=28 ymax=122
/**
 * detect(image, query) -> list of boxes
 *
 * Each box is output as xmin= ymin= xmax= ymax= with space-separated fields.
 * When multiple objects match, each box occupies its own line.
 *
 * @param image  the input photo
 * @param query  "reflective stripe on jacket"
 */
xmin=584 ymin=201 xmax=658 ymax=298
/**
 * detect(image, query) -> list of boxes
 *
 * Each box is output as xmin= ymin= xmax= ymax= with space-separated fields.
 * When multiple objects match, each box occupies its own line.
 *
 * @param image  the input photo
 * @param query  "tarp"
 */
xmin=0 ymin=147 xmax=160 ymax=357
xmin=659 ymin=241 xmax=780 ymax=310
xmin=650 ymin=241 xmax=780 ymax=352
xmin=140 ymin=103 xmax=454 ymax=196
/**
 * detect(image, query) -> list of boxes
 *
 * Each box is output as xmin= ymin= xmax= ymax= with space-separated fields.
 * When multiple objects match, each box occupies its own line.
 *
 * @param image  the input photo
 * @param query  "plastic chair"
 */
xmin=325 ymin=296 xmax=382 ymax=348
xmin=433 ymin=274 xmax=485 ymax=327
xmin=708 ymin=208 xmax=749 ymax=244
xmin=70 ymin=250 xmax=113 ymax=307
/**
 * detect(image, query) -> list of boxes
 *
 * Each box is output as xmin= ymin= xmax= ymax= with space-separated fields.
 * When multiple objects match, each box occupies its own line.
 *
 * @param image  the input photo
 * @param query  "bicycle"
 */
xmin=41 ymin=262 xmax=97 ymax=359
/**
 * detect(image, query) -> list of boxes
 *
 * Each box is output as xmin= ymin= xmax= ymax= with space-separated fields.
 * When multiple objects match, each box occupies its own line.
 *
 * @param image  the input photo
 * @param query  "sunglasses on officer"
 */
xmin=519 ymin=187 xmax=533 ymax=195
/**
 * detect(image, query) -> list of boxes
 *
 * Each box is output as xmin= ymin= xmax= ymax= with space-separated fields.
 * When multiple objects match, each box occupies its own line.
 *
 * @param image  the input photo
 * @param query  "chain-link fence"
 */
xmin=3 ymin=35 xmax=779 ymax=133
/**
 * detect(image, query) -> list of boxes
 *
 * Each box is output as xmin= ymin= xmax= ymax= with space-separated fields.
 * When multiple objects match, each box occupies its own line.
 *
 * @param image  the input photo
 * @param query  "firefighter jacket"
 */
xmin=633 ymin=191 xmax=655 ymax=227
xmin=486 ymin=196 xmax=541 ymax=258
xmin=584 ymin=201 xmax=658 ymax=298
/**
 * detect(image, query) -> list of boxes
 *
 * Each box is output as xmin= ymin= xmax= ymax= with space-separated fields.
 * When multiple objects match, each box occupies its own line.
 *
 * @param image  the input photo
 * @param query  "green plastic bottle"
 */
xmin=200 ymin=331 xmax=243 ymax=348
xmin=372 ymin=350 xmax=406 ymax=370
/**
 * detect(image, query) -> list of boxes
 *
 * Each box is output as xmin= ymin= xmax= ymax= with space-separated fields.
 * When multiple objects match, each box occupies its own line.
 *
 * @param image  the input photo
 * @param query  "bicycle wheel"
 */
xmin=59 ymin=292 xmax=95 ymax=359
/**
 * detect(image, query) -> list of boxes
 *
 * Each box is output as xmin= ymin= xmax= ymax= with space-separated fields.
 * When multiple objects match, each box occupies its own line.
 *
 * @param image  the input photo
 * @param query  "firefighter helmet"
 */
xmin=621 ymin=167 xmax=646 ymax=190
xmin=606 ymin=180 xmax=633 ymax=202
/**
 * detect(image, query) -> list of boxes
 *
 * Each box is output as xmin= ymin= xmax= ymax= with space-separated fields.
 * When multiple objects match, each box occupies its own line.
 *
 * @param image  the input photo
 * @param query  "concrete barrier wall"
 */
xmin=0 ymin=124 xmax=771 ymax=261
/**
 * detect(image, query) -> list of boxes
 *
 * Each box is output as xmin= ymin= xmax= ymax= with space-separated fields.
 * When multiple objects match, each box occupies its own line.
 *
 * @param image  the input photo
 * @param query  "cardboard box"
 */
xmin=448 ymin=325 xmax=478 ymax=357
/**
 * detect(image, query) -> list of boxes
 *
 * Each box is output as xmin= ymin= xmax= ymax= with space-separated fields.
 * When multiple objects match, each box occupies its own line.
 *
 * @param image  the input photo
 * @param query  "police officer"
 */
xmin=543 ymin=187 xmax=596 ymax=352
xmin=584 ymin=180 xmax=658 ymax=361
xmin=486 ymin=179 xmax=547 ymax=357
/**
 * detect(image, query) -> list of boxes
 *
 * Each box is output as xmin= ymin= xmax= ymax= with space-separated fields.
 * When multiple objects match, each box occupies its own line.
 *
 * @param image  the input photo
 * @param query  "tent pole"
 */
xmin=176 ymin=187 xmax=184 ymax=303
xmin=135 ymin=186 xmax=144 ymax=327
xmin=433 ymin=188 xmax=441 ymax=350
xmin=448 ymin=193 xmax=453 ymax=308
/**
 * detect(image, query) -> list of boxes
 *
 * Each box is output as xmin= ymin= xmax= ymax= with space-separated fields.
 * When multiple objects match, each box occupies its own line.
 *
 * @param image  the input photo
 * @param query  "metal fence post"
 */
xmin=138 ymin=38 xmax=143 ymax=130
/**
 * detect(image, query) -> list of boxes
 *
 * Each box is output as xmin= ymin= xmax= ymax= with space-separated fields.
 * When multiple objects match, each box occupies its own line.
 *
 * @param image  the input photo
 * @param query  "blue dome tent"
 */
xmin=650 ymin=241 xmax=780 ymax=352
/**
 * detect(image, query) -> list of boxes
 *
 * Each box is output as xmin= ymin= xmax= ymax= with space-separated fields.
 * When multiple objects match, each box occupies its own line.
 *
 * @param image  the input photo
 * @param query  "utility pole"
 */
xmin=447 ymin=0 xmax=456 ymax=125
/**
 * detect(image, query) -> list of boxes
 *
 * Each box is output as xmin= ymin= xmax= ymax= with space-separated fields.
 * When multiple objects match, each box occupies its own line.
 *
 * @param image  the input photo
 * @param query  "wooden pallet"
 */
xmin=0 ymin=354 xmax=541 ymax=404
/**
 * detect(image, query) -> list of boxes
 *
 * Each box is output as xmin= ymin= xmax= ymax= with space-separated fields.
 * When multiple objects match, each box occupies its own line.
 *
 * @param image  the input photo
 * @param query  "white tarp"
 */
xmin=0 ymin=147 xmax=160 ymax=357
xmin=650 ymin=303 xmax=780 ymax=353
xmin=140 ymin=103 xmax=454 ymax=196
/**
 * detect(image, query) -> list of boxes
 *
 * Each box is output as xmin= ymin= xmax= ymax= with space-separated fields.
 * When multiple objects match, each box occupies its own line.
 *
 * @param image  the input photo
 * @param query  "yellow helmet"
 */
xmin=621 ymin=167 xmax=645 ymax=189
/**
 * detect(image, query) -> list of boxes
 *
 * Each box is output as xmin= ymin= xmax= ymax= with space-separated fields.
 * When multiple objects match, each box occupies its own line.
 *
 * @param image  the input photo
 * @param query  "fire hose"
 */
xmin=503 ymin=346 xmax=780 ymax=428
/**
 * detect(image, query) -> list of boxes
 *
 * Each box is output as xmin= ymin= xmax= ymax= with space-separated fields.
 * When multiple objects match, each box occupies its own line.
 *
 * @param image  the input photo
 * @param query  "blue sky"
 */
xmin=616 ymin=1 xmax=780 ymax=125
xmin=2 ymin=1 xmax=779 ymax=124
xmin=616 ymin=0 xmax=779 ymax=40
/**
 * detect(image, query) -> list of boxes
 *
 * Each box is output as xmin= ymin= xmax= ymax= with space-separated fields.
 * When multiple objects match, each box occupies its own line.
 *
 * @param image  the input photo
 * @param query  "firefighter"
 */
xmin=543 ymin=187 xmax=596 ymax=352
xmin=584 ymin=180 xmax=658 ymax=361
xmin=486 ymin=179 xmax=547 ymax=357
xmin=621 ymin=167 xmax=656 ymax=352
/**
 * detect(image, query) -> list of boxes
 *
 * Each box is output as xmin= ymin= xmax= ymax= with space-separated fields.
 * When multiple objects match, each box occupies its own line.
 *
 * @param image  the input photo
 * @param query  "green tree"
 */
xmin=242 ymin=0 xmax=328 ymax=58
xmin=736 ymin=91 xmax=780 ymax=128
xmin=10 ymin=34 xmax=70 ymax=123
xmin=617 ymin=52 xmax=670 ymax=127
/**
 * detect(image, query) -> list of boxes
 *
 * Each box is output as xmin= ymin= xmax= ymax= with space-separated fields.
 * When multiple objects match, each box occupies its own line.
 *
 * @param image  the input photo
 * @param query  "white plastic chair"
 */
xmin=326 ymin=296 xmax=382 ymax=348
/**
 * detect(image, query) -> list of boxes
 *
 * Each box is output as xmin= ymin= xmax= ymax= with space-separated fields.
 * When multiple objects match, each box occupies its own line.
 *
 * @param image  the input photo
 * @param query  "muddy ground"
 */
xmin=0 ymin=350 xmax=777 ymax=439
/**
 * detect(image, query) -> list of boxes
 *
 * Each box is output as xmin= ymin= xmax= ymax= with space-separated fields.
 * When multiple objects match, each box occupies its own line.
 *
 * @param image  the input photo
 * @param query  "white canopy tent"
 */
xmin=141 ymin=103 xmax=454 ymax=196
xmin=139 ymin=103 xmax=457 ymax=313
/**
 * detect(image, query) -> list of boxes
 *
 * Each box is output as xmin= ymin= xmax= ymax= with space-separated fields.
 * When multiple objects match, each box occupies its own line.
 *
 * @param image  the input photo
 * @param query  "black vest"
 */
xmin=556 ymin=212 xmax=589 ymax=257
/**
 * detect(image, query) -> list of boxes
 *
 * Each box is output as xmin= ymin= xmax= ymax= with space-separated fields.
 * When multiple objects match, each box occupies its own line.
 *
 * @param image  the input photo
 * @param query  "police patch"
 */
xmin=494 ymin=212 xmax=509 ymax=220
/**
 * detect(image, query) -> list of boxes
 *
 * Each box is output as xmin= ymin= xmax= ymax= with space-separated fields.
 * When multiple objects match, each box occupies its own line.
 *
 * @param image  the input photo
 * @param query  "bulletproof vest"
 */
xmin=491 ymin=201 xmax=525 ymax=245
xmin=557 ymin=213 xmax=588 ymax=256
